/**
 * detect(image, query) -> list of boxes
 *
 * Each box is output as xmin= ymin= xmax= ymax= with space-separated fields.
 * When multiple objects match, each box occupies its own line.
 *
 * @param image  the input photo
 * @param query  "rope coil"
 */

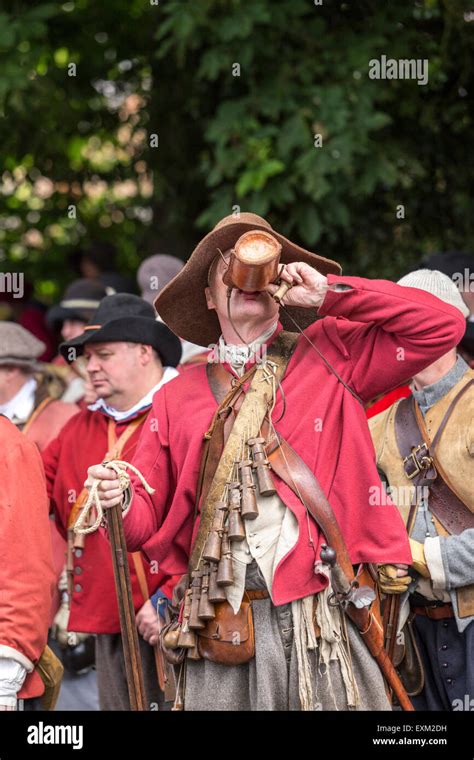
xmin=74 ymin=460 xmax=155 ymax=535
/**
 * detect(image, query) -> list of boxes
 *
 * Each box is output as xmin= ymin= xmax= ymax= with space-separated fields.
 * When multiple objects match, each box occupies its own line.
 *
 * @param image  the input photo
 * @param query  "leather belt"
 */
xmin=245 ymin=589 xmax=270 ymax=600
xmin=412 ymin=603 xmax=454 ymax=620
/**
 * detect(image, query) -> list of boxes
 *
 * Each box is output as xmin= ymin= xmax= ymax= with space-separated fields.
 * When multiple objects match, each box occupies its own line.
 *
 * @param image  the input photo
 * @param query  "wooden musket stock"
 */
xmin=108 ymin=503 xmax=147 ymax=711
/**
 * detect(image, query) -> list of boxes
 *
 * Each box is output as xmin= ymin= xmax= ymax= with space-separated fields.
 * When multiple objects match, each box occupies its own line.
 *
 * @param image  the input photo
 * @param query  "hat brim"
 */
xmin=60 ymin=316 xmax=182 ymax=367
xmin=47 ymin=304 xmax=94 ymax=330
xmin=154 ymin=220 xmax=342 ymax=346
xmin=0 ymin=357 xmax=43 ymax=370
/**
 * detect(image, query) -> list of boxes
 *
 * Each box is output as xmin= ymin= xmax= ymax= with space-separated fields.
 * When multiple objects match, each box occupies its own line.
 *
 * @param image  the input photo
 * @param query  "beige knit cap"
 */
xmin=397 ymin=269 xmax=469 ymax=318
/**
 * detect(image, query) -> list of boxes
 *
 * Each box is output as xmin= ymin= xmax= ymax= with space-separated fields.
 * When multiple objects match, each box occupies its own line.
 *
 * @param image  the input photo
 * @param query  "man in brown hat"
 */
xmin=86 ymin=212 xmax=466 ymax=711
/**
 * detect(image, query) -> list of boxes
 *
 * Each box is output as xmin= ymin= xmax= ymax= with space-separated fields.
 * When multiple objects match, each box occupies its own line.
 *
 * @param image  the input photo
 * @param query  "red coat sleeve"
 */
xmin=0 ymin=421 xmax=55 ymax=670
xmin=316 ymin=274 xmax=466 ymax=403
xmin=41 ymin=430 xmax=66 ymax=537
xmin=121 ymin=387 xmax=175 ymax=553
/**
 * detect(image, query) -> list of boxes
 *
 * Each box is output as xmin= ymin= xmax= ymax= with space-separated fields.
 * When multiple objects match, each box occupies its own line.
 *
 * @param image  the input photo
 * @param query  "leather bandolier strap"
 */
xmin=189 ymin=330 xmax=299 ymax=573
xmin=201 ymin=329 xmax=368 ymax=580
xmin=66 ymin=415 xmax=147 ymax=595
xmin=20 ymin=396 xmax=55 ymax=436
xmin=203 ymin=369 xmax=356 ymax=580
xmin=67 ymin=415 xmax=147 ymax=530
xmin=394 ymin=379 xmax=474 ymax=617
xmin=395 ymin=380 xmax=474 ymax=535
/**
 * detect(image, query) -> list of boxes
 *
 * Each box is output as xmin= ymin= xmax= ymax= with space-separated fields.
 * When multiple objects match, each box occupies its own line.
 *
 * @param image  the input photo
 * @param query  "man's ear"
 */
xmin=205 ymin=286 xmax=216 ymax=311
xmin=140 ymin=344 xmax=155 ymax=365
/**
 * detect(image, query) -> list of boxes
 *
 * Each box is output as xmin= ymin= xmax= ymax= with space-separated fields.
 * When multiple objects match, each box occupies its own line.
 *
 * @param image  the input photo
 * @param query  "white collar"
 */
xmin=87 ymin=366 xmax=179 ymax=422
xmin=0 ymin=377 xmax=37 ymax=424
xmin=215 ymin=320 xmax=278 ymax=376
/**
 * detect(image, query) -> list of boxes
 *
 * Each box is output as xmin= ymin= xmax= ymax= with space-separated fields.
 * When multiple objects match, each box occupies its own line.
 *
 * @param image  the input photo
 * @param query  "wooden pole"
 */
xmin=107 ymin=503 xmax=147 ymax=711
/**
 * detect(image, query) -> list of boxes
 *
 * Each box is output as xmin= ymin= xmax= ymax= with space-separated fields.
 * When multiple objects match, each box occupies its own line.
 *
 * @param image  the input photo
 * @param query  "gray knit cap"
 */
xmin=397 ymin=269 xmax=469 ymax=318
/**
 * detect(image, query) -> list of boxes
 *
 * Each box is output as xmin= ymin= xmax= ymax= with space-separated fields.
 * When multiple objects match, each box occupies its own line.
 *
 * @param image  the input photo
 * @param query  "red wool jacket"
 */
xmin=42 ymin=410 xmax=174 ymax=634
xmin=22 ymin=395 xmax=80 ymax=625
xmin=0 ymin=418 xmax=55 ymax=700
xmin=122 ymin=275 xmax=466 ymax=605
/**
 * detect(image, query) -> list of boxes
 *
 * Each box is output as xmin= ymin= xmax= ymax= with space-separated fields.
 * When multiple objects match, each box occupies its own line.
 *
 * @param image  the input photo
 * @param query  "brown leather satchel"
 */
xmin=197 ymin=594 xmax=255 ymax=665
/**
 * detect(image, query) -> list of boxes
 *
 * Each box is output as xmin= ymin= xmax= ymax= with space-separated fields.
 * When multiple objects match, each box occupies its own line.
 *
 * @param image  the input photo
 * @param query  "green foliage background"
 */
xmin=0 ymin=0 xmax=473 ymax=300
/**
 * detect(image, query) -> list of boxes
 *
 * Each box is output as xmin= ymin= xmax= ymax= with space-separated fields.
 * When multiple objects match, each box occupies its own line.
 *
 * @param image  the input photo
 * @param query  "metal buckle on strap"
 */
xmin=403 ymin=443 xmax=436 ymax=480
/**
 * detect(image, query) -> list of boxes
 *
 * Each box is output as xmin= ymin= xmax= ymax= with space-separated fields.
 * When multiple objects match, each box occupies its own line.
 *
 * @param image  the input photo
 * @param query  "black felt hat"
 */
xmin=47 ymin=279 xmax=110 ymax=329
xmin=60 ymin=293 xmax=182 ymax=367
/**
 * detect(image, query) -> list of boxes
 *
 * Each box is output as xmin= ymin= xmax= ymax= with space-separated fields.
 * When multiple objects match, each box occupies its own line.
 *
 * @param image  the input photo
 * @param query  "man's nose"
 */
xmin=86 ymin=355 xmax=100 ymax=372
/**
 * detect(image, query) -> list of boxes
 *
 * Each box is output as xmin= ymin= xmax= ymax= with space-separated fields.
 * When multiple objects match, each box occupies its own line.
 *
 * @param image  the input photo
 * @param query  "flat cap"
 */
xmin=0 ymin=322 xmax=46 ymax=368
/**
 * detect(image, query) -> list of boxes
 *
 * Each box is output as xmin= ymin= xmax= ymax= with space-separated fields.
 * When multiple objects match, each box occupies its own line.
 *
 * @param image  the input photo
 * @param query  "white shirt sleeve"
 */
xmin=0 ymin=658 xmax=27 ymax=708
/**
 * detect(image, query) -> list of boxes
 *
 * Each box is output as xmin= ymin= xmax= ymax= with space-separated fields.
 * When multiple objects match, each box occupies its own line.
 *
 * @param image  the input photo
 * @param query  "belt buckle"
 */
xmin=403 ymin=443 xmax=435 ymax=480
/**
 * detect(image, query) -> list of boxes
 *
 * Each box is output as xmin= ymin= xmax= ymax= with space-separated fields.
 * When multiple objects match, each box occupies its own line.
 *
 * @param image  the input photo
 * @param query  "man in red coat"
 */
xmin=87 ymin=213 xmax=466 ymax=711
xmin=0 ymin=321 xmax=80 ymax=628
xmin=0 ymin=322 xmax=79 ymax=449
xmin=0 ymin=417 xmax=55 ymax=710
xmin=43 ymin=293 xmax=182 ymax=710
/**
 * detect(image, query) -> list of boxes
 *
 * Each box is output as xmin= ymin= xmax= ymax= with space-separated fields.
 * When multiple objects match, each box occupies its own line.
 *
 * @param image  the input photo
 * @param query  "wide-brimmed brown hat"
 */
xmin=154 ymin=212 xmax=342 ymax=346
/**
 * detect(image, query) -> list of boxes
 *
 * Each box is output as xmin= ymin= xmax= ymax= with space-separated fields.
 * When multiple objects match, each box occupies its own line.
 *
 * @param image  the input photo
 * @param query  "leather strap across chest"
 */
xmin=202 ymin=333 xmax=355 ymax=580
xmin=190 ymin=330 xmax=299 ymax=572
xmin=67 ymin=413 xmax=147 ymax=530
xmin=394 ymin=380 xmax=474 ymax=535
xmin=20 ymin=396 xmax=55 ymax=436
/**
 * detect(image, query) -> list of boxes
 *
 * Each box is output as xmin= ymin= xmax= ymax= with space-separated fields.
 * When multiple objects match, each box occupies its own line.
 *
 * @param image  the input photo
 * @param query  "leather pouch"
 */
xmin=197 ymin=595 xmax=255 ymax=665
xmin=36 ymin=645 xmax=64 ymax=711
xmin=457 ymin=584 xmax=474 ymax=618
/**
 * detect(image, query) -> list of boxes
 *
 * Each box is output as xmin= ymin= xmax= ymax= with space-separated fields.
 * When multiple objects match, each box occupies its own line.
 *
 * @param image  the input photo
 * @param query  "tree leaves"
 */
xmin=0 ymin=0 xmax=472 ymax=298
